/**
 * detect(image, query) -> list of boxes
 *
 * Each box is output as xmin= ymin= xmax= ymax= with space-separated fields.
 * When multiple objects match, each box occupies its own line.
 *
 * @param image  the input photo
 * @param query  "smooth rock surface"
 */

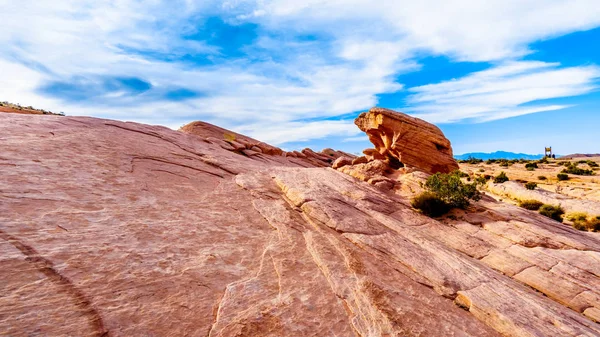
xmin=1 ymin=113 xmax=600 ymax=336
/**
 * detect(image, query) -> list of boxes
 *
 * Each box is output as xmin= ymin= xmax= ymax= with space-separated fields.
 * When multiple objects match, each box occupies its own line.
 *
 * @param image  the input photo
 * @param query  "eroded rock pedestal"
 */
xmin=355 ymin=107 xmax=459 ymax=174
xmin=1 ymin=112 xmax=600 ymax=337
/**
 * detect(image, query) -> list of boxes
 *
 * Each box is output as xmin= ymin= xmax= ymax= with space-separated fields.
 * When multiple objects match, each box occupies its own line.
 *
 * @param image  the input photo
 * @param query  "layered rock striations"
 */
xmin=180 ymin=121 xmax=355 ymax=168
xmin=355 ymin=107 xmax=459 ymax=174
xmin=1 ymin=112 xmax=600 ymax=336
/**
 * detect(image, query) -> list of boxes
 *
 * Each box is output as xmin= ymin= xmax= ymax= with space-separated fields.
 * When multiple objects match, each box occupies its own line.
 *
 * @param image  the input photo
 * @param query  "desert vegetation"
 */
xmin=519 ymin=199 xmax=544 ymax=210
xmin=525 ymin=182 xmax=537 ymax=190
xmin=493 ymin=171 xmax=509 ymax=183
xmin=538 ymin=204 xmax=565 ymax=222
xmin=411 ymin=170 xmax=481 ymax=217
xmin=561 ymin=162 xmax=594 ymax=176
xmin=565 ymin=213 xmax=600 ymax=232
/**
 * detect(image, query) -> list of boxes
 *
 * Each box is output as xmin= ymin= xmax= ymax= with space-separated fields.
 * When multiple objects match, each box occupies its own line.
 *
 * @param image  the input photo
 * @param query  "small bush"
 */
xmin=494 ymin=171 xmax=509 ymax=184
xmin=474 ymin=176 xmax=488 ymax=185
xmin=484 ymin=174 xmax=492 ymax=180
xmin=539 ymin=204 xmax=565 ymax=222
xmin=565 ymin=212 xmax=588 ymax=222
xmin=499 ymin=162 xmax=509 ymax=167
xmin=411 ymin=192 xmax=450 ymax=217
xmin=525 ymin=162 xmax=538 ymax=169
xmin=538 ymin=157 xmax=549 ymax=164
xmin=519 ymin=199 xmax=544 ymax=210
xmin=459 ymin=157 xmax=483 ymax=164
xmin=572 ymin=217 xmax=600 ymax=232
xmin=525 ymin=182 xmax=537 ymax=190
xmin=478 ymin=168 xmax=485 ymax=172
xmin=424 ymin=171 xmax=482 ymax=209
xmin=557 ymin=173 xmax=569 ymax=181
xmin=587 ymin=160 xmax=599 ymax=168
xmin=562 ymin=166 xmax=594 ymax=176
xmin=538 ymin=175 xmax=547 ymax=180
xmin=587 ymin=218 xmax=600 ymax=232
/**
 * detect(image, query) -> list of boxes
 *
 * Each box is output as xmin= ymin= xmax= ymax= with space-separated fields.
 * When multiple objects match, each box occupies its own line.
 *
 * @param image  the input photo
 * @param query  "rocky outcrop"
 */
xmin=355 ymin=107 xmax=459 ymax=174
xmin=1 ymin=113 xmax=600 ymax=336
xmin=180 ymin=121 xmax=354 ymax=168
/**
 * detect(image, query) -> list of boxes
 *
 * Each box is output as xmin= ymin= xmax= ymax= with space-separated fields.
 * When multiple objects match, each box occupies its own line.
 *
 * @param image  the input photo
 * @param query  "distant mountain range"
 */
xmin=454 ymin=151 xmax=545 ymax=160
xmin=560 ymin=153 xmax=600 ymax=159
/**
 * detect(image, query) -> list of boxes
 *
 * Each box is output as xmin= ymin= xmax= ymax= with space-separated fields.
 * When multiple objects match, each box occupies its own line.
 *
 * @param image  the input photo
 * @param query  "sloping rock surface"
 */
xmin=355 ymin=107 xmax=459 ymax=174
xmin=1 ymin=113 xmax=600 ymax=336
xmin=180 ymin=121 xmax=354 ymax=168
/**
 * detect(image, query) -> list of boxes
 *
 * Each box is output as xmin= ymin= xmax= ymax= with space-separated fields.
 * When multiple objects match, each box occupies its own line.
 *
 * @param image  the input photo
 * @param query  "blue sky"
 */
xmin=1 ymin=1 xmax=599 ymax=155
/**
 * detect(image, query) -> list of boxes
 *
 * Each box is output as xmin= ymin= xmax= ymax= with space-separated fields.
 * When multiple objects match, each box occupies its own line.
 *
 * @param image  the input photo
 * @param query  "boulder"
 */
xmin=355 ymin=107 xmax=459 ymax=174
xmin=332 ymin=156 xmax=353 ymax=169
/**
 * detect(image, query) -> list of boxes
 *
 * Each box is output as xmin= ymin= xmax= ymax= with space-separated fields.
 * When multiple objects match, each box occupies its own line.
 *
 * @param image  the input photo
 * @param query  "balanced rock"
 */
xmin=355 ymin=107 xmax=459 ymax=174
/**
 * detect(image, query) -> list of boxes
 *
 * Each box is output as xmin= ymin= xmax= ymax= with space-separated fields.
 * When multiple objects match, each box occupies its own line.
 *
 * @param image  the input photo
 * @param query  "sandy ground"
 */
xmin=460 ymin=157 xmax=600 ymax=203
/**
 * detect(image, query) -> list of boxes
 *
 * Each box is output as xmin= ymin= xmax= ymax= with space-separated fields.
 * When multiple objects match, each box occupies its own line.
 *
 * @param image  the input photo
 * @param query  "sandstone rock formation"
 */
xmin=1 ymin=112 xmax=600 ymax=336
xmin=355 ymin=107 xmax=459 ymax=174
xmin=180 ymin=121 xmax=354 ymax=168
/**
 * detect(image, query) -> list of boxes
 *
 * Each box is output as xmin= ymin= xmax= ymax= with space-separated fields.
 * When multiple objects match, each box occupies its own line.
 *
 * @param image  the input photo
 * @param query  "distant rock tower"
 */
xmin=545 ymin=147 xmax=553 ymax=158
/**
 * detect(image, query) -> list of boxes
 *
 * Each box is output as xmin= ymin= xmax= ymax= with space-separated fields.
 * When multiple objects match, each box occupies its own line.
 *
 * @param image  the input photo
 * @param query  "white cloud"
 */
xmin=405 ymin=61 xmax=600 ymax=123
xmin=0 ymin=0 xmax=599 ymax=148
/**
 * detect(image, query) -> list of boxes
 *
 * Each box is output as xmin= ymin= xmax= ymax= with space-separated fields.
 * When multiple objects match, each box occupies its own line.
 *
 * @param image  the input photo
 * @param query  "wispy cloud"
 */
xmin=406 ymin=61 xmax=600 ymax=123
xmin=0 ymin=1 xmax=599 ymax=147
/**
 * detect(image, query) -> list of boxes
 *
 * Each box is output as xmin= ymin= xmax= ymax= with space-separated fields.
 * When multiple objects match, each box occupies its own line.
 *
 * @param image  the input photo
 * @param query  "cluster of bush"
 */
xmin=525 ymin=162 xmax=538 ymax=171
xmin=561 ymin=162 xmax=594 ymax=176
xmin=457 ymin=157 xmax=484 ymax=164
xmin=518 ymin=200 xmax=564 ymax=221
xmin=411 ymin=170 xmax=482 ymax=217
xmin=566 ymin=213 xmax=600 ymax=232
xmin=517 ymin=201 xmax=600 ymax=232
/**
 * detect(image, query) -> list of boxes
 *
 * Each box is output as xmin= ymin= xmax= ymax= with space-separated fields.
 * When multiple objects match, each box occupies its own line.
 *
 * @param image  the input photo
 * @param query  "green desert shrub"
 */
xmin=519 ymin=199 xmax=544 ymax=210
xmin=424 ymin=171 xmax=481 ymax=209
xmin=525 ymin=162 xmax=538 ymax=169
xmin=478 ymin=168 xmax=485 ymax=172
xmin=586 ymin=218 xmax=600 ymax=232
xmin=565 ymin=213 xmax=600 ymax=232
xmin=565 ymin=212 xmax=588 ymax=222
xmin=539 ymin=204 xmax=565 ymax=222
xmin=494 ymin=171 xmax=509 ymax=184
xmin=557 ymin=173 xmax=569 ymax=181
xmin=459 ymin=157 xmax=483 ymax=164
xmin=412 ymin=171 xmax=482 ymax=216
xmin=587 ymin=160 xmax=599 ymax=167
xmin=411 ymin=192 xmax=450 ymax=217
xmin=538 ymin=157 xmax=549 ymax=164
xmin=538 ymin=175 xmax=547 ymax=180
xmin=499 ymin=162 xmax=509 ymax=167
xmin=525 ymin=182 xmax=537 ymax=190
xmin=474 ymin=176 xmax=488 ymax=185
xmin=562 ymin=166 xmax=594 ymax=176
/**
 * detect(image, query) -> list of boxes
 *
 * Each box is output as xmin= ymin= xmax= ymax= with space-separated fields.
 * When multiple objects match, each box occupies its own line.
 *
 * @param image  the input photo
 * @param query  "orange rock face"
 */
xmin=1 ymin=113 xmax=600 ymax=336
xmin=355 ymin=107 xmax=459 ymax=174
